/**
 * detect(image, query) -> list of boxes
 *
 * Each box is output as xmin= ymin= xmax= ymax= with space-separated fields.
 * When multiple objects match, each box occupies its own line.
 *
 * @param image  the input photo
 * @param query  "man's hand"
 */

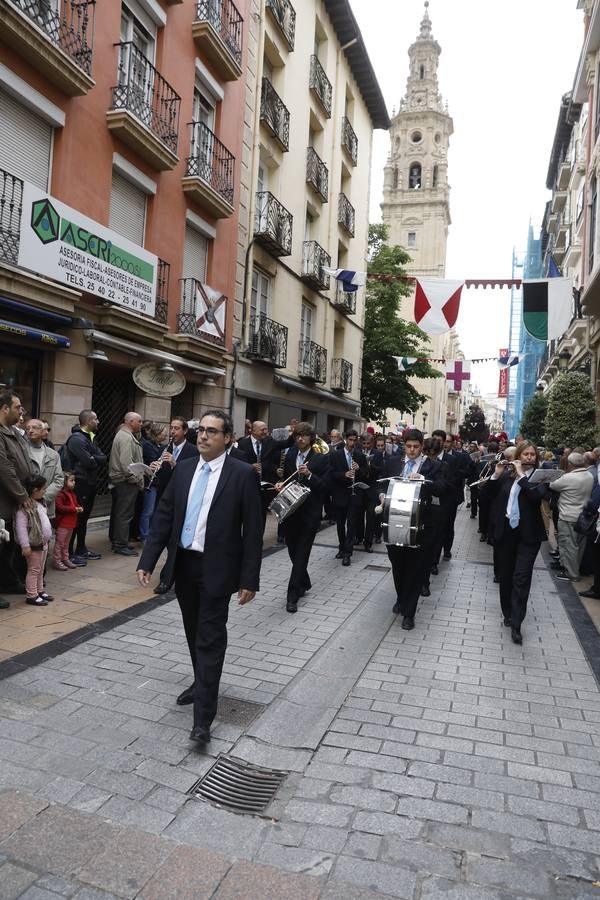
xmin=252 ymin=462 xmax=262 ymax=474
xmin=344 ymin=469 xmax=355 ymax=479
xmin=149 ymin=460 xmax=162 ymax=472
xmin=238 ymin=588 xmax=255 ymax=605
xmin=22 ymin=546 xmax=32 ymax=558
xmin=23 ymin=498 xmax=34 ymax=512
xmin=297 ymin=464 xmax=310 ymax=477
xmin=75 ymin=506 xmax=84 ymax=513
xmin=512 ymin=461 xmax=524 ymax=478
xmin=137 ymin=570 xmax=151 ymax=587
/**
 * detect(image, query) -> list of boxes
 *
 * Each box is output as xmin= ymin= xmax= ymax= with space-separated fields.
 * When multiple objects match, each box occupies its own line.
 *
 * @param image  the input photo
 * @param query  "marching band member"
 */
xmin=329 ymin=430 xmax=367 ymax=566
xmin=380 ymin=429 xmax=445 ymax=631
xmin=237 ymin=421 xmax=294 ymax=532
xmin=275 ymin=422 xmax=329 ymax=613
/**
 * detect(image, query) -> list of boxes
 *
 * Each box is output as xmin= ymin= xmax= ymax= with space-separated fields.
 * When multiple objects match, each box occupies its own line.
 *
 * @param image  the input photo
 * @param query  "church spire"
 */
xmin=419 ymin=1 xmax=432 ymax=39
xmin=399 ymin=1 xmax=445 ymax=115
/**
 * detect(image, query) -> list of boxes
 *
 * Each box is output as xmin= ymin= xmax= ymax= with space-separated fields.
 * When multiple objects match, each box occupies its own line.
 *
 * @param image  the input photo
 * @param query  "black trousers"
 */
xmin=470 ymin=485 xmax=479 ymax=516
xmin=362 ymin=491 xmax=377 ymax=547
xmin=283 ymin=517 xmax=316 ymax=602
xmin=387 ymin=545 xmax=426 ymax=619
xmin=335 ymin=503 xmax=357 ymax=555
xmin=69 ymin=482 xmax=96 ymax=555
xmin=441 ymin=500 xmax=459 ymax=556
xmin=0 ymin=535 xmax=26 ymax=591
xmin=495 ymin=527 xmax=540 ymax=628
xmin=175 ymin=549 xmax=230 ymax=728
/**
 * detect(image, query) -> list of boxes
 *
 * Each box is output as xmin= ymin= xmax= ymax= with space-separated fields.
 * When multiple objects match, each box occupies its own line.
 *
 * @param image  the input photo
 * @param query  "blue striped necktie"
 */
xmin=180 ymin=463 xmax=210 ymax=548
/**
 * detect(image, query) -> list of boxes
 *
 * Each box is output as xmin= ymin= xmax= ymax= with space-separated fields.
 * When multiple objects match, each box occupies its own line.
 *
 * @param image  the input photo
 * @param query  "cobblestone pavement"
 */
xmin=2 ymin=510 xmax=600 ymax=898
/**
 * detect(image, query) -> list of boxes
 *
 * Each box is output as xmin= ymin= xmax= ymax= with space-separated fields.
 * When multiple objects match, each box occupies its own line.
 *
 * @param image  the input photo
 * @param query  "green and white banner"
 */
xmin=18 ymin=182 xmax=158 ymax=318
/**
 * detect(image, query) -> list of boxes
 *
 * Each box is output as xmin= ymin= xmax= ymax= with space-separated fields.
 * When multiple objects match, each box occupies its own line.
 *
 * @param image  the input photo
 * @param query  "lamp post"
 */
xmin=422 ymin=410 xmax=428 ymax=432
xmin=558 ymin=348 xmax=571 ymax=372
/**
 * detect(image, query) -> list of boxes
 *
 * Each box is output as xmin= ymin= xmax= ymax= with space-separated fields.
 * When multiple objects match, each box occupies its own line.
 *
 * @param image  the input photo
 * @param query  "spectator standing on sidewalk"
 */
xmin=0 ymin=391 xmax=33 ymax=608
xmin=139 ymin=422 xmax=167 ymax=542
xmin=550 ymin=452 xmax=594 ymax=582
xmin=53 ymin=473 xmax=82 ymax=570
xmin=64 ymin=410 xmax=106 ymax=563
xmin=14 ymin=475 xmax=54 ymax=606
xmin=26 ymin=419 xmax=63 ymax=519
xmin=109 ymin=412 xmax=144 ymax=556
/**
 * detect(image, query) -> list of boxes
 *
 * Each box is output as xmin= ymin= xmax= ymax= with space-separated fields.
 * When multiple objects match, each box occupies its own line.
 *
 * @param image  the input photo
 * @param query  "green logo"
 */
xmin=31 ymin=199 xmax=60 ymax=245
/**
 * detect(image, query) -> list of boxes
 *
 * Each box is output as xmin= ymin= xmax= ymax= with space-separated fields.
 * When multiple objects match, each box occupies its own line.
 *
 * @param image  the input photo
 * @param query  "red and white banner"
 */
xmin=195 ymin=282 xmax=226 ymax=341
xmin=414 ymin=278 xmax=464 ymax=335
xmin=498 ymin=347 xmax=509 ymax=398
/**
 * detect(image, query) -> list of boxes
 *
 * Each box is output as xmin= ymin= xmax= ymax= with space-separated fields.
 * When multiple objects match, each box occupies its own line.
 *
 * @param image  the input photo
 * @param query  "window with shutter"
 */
xmin=0 ymin=89 xmax=52 ymax=190
xmin=109 ymin=172 xmax=146 ymax=245
xmin=183 ymin=226 xmax=208 ymax=281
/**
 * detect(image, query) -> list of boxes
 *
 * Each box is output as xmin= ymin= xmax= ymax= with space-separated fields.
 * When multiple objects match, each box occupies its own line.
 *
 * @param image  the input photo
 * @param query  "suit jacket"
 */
xmin=154 ymin=440 xmax=199 ymax=501
xmin=228 ymin=446 xmax=248 ymax=461
xmin=483 ymin=470 xmax=547 ymax=544
xmin=282 ymin=446 xmax=330 ymax=528
xmin=381 ymin=455 xmax=447 ymax=529
xmin=237 ymin=434 xmax=294 ymax=485
xmin=329 ymin=445 xmax=368 ymax=507
xmin=139 ymin=454 xmax=263 ymax=594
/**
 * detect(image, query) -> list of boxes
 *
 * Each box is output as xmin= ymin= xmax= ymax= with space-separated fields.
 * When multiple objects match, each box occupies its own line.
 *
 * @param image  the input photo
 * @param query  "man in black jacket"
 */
xmin=432 ymin=430 xmax=469 ymax=561
xmin=137 ymin=410 xmax=262 ymax=744
xmin=329 ymin=430 xmax=367 ymax=565
xmin=237 ymin=421 xmax=293 ymax=530
xmin=65 ymin=410 xmax=106 ymax=562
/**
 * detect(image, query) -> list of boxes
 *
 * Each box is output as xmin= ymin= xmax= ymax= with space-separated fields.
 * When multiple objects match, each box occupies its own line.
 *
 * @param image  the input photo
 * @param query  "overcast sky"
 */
xmin=351 ymin=0 xmax=584 ymax=394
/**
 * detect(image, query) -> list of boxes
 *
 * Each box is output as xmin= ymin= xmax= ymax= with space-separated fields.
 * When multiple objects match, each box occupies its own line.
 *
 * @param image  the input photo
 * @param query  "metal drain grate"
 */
xmin=217 ymin=697 xmax=265 ymax=728
xmin=188 ymin=755 xmax=286 ymax=814
xmin=364 ymin=564 xmax=391 ymax=571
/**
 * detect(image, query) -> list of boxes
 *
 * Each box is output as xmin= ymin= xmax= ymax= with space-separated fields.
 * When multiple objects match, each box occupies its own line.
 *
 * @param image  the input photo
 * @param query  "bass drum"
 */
xmin=269 ymin=480 xmax=311 ymax=523
xmin=382 ymin=478 xmax=423 ymax=548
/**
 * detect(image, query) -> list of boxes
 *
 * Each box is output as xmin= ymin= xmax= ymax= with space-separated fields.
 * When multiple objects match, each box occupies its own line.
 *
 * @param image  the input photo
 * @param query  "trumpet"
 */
xmin=469 ymin=452 xmax=512 ymax=487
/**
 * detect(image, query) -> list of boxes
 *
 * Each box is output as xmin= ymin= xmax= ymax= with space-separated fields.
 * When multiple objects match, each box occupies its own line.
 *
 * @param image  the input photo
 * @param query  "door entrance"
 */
xmin=91 ymin=365 xmax=134 ymax=515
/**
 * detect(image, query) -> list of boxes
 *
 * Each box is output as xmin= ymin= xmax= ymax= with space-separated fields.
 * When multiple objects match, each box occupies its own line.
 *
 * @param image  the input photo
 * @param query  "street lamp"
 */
xmin=558 ymin=348 xmax=571 ymax=372
xmin=422 ymin=410 xmax=428 ymax=431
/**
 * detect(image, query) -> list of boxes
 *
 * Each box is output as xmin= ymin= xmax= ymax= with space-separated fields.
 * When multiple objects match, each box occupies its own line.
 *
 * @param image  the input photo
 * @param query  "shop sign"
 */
xmin=18 ymin=182 xmax=157 ymax=317
xmin=133 ymin=362 xmax=186 ymax=398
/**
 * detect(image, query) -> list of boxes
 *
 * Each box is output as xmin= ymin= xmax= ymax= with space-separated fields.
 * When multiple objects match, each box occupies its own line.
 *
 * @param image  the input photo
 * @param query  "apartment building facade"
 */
xmin=231 ymin=0 xmax=389 ymax=435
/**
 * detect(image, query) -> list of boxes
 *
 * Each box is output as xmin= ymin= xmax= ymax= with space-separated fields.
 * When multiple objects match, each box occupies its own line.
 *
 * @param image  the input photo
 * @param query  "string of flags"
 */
xmin=393 ymin=353 xmax=521 ymax=369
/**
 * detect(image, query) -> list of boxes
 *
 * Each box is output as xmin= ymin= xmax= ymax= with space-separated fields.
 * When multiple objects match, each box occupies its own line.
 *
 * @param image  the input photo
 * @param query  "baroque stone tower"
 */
xmin=381 ymin=2 xmax=455 ymax=431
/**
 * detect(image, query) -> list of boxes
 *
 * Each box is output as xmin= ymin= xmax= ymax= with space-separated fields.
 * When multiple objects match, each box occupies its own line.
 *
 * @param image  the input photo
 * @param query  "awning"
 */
xmin=86 ymin=329 xmax=226 ymax=378
xmin=0 ymin=318 xmax=70 ymax=348
xmin=273 ymin=374 xmax=361 ymax=415
xmin=0 ymin=296 xmax=90 ymax=328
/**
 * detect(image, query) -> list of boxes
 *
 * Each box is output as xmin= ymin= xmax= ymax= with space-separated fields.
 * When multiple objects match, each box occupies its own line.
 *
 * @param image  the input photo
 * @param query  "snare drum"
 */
xmin=382 ymin=478 xmax=423 ymax=548
xmin=268 ymin=481 xmax=311 ymax=523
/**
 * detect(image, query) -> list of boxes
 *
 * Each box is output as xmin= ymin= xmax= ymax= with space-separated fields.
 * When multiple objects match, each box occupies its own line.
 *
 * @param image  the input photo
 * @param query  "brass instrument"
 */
xmin=469 ymin=451 xmax=513 ymax=488
xmin=311 ymin=436 xmax=330 ymax=454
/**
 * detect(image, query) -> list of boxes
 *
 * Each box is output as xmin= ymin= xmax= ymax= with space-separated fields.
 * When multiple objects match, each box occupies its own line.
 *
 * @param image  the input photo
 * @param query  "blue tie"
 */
xmin=404 ymin=459 xmax=414 ymax=478
xmin=508 ymin=483 xmax=521 ymax=529
xmin=180 ymin=463 xmax=211 ymax=548
xmin=297 ymin=452 xmax=305 ymax=467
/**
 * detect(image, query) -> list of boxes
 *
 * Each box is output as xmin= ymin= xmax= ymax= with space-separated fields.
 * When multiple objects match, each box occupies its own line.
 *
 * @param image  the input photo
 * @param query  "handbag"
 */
xmin=574 ymin=508 xmax=599 ymax=537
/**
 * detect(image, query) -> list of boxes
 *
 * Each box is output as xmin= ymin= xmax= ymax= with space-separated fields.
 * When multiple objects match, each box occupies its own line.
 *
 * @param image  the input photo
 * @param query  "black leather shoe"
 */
xmin=579 ymin=588 xmax=600 ymax=599
xmin=493 ymin=576 xmax=499 ymax=583
xmin=479 ymin=535 xmax=487 ymax=542
xmin=421 ymin=586 xmax=431 ymax=597
xmin=189 ymin=725 xmax=210 ymax=743
xmin=0 ymin=597 xmax=10 ymax=609
xmin=364 ymin=543 xmax=373 ymax=553
xmin=401 ymin=616 xmax=415 ymax=631
xmin=470 ymin=514 xmax=476 ymax=519
xmin=550 ymin=560 xmax=563 ymax=571
xmin=503 ymin=617 xmax=511 ymax=627
xmin=113 ymin=547 xmax=138 ymax=556
xmin=342 ymin=556 xmax=351 ymax=566
xmin=176 ymin=685 xmax=194 ymax=705
xmin=549 ymin=550 xmax=560 ymax=558
xmin=443 ymin=553 xmax=452 ymax=561
xmin=431 ymin=564 xmax=438 ymax=576
xmin=335 ymin=551 xmax=344 ymax=559
xmin=286 ymin=599 xmax=298 ymax=613
xmin=154 ymin=582 xmax=170 ymax=594
xmin=392 ymin=601 xmax=400 ymax=614
xmin=511 ymin=627 xmax=522 ymax=645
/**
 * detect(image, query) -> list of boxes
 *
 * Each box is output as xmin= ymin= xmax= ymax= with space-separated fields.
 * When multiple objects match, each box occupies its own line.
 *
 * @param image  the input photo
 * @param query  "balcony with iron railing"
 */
xmin=181 ymin=121 xmax=235 ymax=218
xmin=260 ymin=78 xmax=290 ymax=152
xmin=338 ymin=193 xmax=355 ymax=238
xmin=265 ymin=0 xmax=295 ymax=51
xmin=246 ymin=314 xmax=288 ymax=367
xmin=309 ymin=54 xmax=332 ymax=118
xmin=178 ymin=277 xmax=226 ymax=345
xmin=306 ymin=147 xmax=328 ymax=202
xmin=341 ymin=116 xmax=358 ymax=166
xmin=107 ymin=42 xmax=181 ymax=170
xmin=302 ymin=241 xmax=330 ymax=291
xmin=331 ymin=357 xmax=352 ymax=393
xmin=331 ymin=282 xmax=357 ymax=315
xmin=0 ymin=168 xmax=23 ymax=266
xmin=298 ymin=338 xmax=327 ymax=382
xmin=254 ymin=191 xmax=293 ymax=256
xmin=192 ymin=0 xmax=243 ymax=81
xmin=1 ymin=0 xmax=95 ymax=95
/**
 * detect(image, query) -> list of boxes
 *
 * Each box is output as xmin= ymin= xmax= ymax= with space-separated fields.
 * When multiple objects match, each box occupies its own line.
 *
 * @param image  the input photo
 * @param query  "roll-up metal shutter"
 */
xmin=0 ymin=89 xmax=52 ymax=190
xmin=183 ymin=225 xmax=208 ymax=281
xmin=108 ymin=172 xmax=146 ymax=246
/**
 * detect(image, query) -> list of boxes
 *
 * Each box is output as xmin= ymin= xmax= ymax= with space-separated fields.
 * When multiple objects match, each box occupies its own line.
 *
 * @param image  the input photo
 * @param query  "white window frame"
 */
xmin=300 ymin=302 xmax=313 ymax=343
xmin=251 ymin=269 xmax=270 ymax=320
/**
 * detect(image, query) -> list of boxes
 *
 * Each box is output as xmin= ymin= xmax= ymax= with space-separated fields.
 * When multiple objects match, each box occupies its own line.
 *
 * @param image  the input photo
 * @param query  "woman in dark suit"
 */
xmin=481 ymin=441 xmax=547 ymax=645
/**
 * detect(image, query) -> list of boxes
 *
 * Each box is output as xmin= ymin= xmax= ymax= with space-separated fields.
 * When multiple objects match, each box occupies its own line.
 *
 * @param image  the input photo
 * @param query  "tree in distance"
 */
xmin=519 ymin=389 xmax=548 ymax=446
xmin=544 ymin=371 xmax=597 ymax=449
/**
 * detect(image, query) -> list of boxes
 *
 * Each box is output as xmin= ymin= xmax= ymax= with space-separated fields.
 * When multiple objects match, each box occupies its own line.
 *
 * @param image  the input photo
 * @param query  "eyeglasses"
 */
xmin=197 ymin=426 xmax=225 ymax=437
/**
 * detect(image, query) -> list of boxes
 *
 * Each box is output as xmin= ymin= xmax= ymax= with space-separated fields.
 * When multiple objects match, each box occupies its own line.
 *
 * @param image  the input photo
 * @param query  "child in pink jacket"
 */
xmin=15 ymin=475 xmax=54 ymax=606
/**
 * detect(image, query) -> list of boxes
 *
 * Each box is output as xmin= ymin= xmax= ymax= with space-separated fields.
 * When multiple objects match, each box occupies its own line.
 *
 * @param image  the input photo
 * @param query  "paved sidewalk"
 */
xmin=2 ymin=511 xmax=600 ymax=897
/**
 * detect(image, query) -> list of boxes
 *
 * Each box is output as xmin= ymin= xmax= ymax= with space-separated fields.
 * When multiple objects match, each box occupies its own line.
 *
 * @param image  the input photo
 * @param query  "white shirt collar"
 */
xmin=199 ymin=451 xmax=227 ymax=472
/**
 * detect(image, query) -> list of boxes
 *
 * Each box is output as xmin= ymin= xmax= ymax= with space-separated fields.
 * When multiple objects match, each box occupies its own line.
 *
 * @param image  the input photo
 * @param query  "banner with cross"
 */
xmin=445 ymin=359 xmax=471 ymax=392
xmin=195 ymin=282 xmax=226 ymax=341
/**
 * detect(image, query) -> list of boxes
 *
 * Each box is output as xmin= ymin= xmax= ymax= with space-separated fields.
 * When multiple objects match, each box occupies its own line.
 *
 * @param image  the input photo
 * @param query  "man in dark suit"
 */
xmin=379 ymin=429 xmax=445 ymax=631
xmin=431 ymin=430 xmax=468 ymax=561
xmin=137 ymin=410 xmax=262 ymax=744
xmin=276 ymin=422 xmax=329 ymax=613
xmin=237 ymin=420 xmax=293 ymax=530
xmin=480 ymin=441 xmax=547 ymax=644
xmin=329 ymin=430 xmax=367 ymax=566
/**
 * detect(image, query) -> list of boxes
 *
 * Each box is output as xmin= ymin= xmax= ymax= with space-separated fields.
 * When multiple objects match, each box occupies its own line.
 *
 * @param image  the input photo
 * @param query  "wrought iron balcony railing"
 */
xmin=341 ymin=116 xmax=358 ymax=166
xmin=186 ymin=121 xmax=235 ymax=206
xmin=0 ymin=168 xmax=23 ymax=265
xmin=338 ymin=193 xmax=355 ymax=237
xmin=332 ymin=357 xmax=352 ymax=393
xmin=265 ymin=0 xmax=295 ymax=51
xmin=298 ymin=339 xmax=327 ymax=382
xmin=111 ymin=42 xmax=181 ymax=154
xmin=306 ymin=147 xmax=328 ymax=202
xmin=332 ymin=283 xmax=357 ymax=315
xmin=260 ymin=77 xmax=290 ymax=151
xmin=309 ymin=54 xmax=332 ymax=117
xmin=247 ymin=314 xmax=288 ymax=367
xmin=301 ymin=241 xmax=331 ymax=291
xmin=195 ymin=0 xmax=243 ymax=67
xmin=10 ymin=0 xmax=95 ymax=74
xmin=254 ymin=191 xmax=293 ymax=256
xmin=155 ymin=258 xmax=170 ymax=325
xmin=177 ymin=277 xmax=226 ymax=345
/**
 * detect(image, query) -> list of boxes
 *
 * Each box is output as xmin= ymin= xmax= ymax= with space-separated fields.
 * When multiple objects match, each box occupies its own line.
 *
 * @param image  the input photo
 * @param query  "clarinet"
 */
xmin=146 ymin=440 xmax=173 ymax=491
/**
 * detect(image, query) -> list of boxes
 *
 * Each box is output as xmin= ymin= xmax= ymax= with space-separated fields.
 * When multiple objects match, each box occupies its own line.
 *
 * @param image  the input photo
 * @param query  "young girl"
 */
xmin=54 ymin=472 xmax=83 ymax=570
xmin=15 ymin=475 xmax=54 ymax=606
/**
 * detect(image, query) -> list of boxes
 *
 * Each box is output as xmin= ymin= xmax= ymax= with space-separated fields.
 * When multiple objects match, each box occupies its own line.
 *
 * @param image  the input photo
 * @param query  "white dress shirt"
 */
xmin=189 ymin=451 xmax=227 ymax=552
xmin=172 ymin=440 xmax=186 ymax=462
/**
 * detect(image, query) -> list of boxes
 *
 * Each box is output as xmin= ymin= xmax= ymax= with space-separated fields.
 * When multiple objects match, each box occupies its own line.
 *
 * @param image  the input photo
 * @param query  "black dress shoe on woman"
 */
xmin=189 ymin=725 xmax=210 ymax=743
xmin=286 ymin=599 xmax=298 ymax=613
xmin=511 ymin=627 xmax=522 ymax=645
xmin=154 ymin=582 xmax=170 ymax=594
xmin=176 ymin=685 xmax=194 ymax=705
xmin=401 ymin=616 xmax=415 ymax=630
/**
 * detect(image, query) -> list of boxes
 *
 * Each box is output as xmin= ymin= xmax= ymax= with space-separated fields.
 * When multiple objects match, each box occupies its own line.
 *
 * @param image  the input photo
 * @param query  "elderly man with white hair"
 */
xmin=550 ymin=451 xmax=594 ymax=582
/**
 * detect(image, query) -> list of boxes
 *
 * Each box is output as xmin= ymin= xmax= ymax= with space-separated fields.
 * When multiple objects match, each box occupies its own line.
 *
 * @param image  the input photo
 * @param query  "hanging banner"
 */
xmin=498 ymin=348 xmax=509 ymax=398
xmin=195 ymin=282 xmax=226 ymax=341
xmin=18 ymin=182 xmax=157 ymax=317
xmin=445 ymin=359 xmax=471 ymax=392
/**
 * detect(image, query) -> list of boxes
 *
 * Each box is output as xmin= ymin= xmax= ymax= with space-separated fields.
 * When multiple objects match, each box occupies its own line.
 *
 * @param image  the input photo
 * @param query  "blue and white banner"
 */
xmin=322 ymin=268 xmax=367 ymax=293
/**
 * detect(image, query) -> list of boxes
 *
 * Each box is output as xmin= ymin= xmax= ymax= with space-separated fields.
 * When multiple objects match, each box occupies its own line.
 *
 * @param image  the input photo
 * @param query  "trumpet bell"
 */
xmin=311 ymin=436 xmax=330 ymax=454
